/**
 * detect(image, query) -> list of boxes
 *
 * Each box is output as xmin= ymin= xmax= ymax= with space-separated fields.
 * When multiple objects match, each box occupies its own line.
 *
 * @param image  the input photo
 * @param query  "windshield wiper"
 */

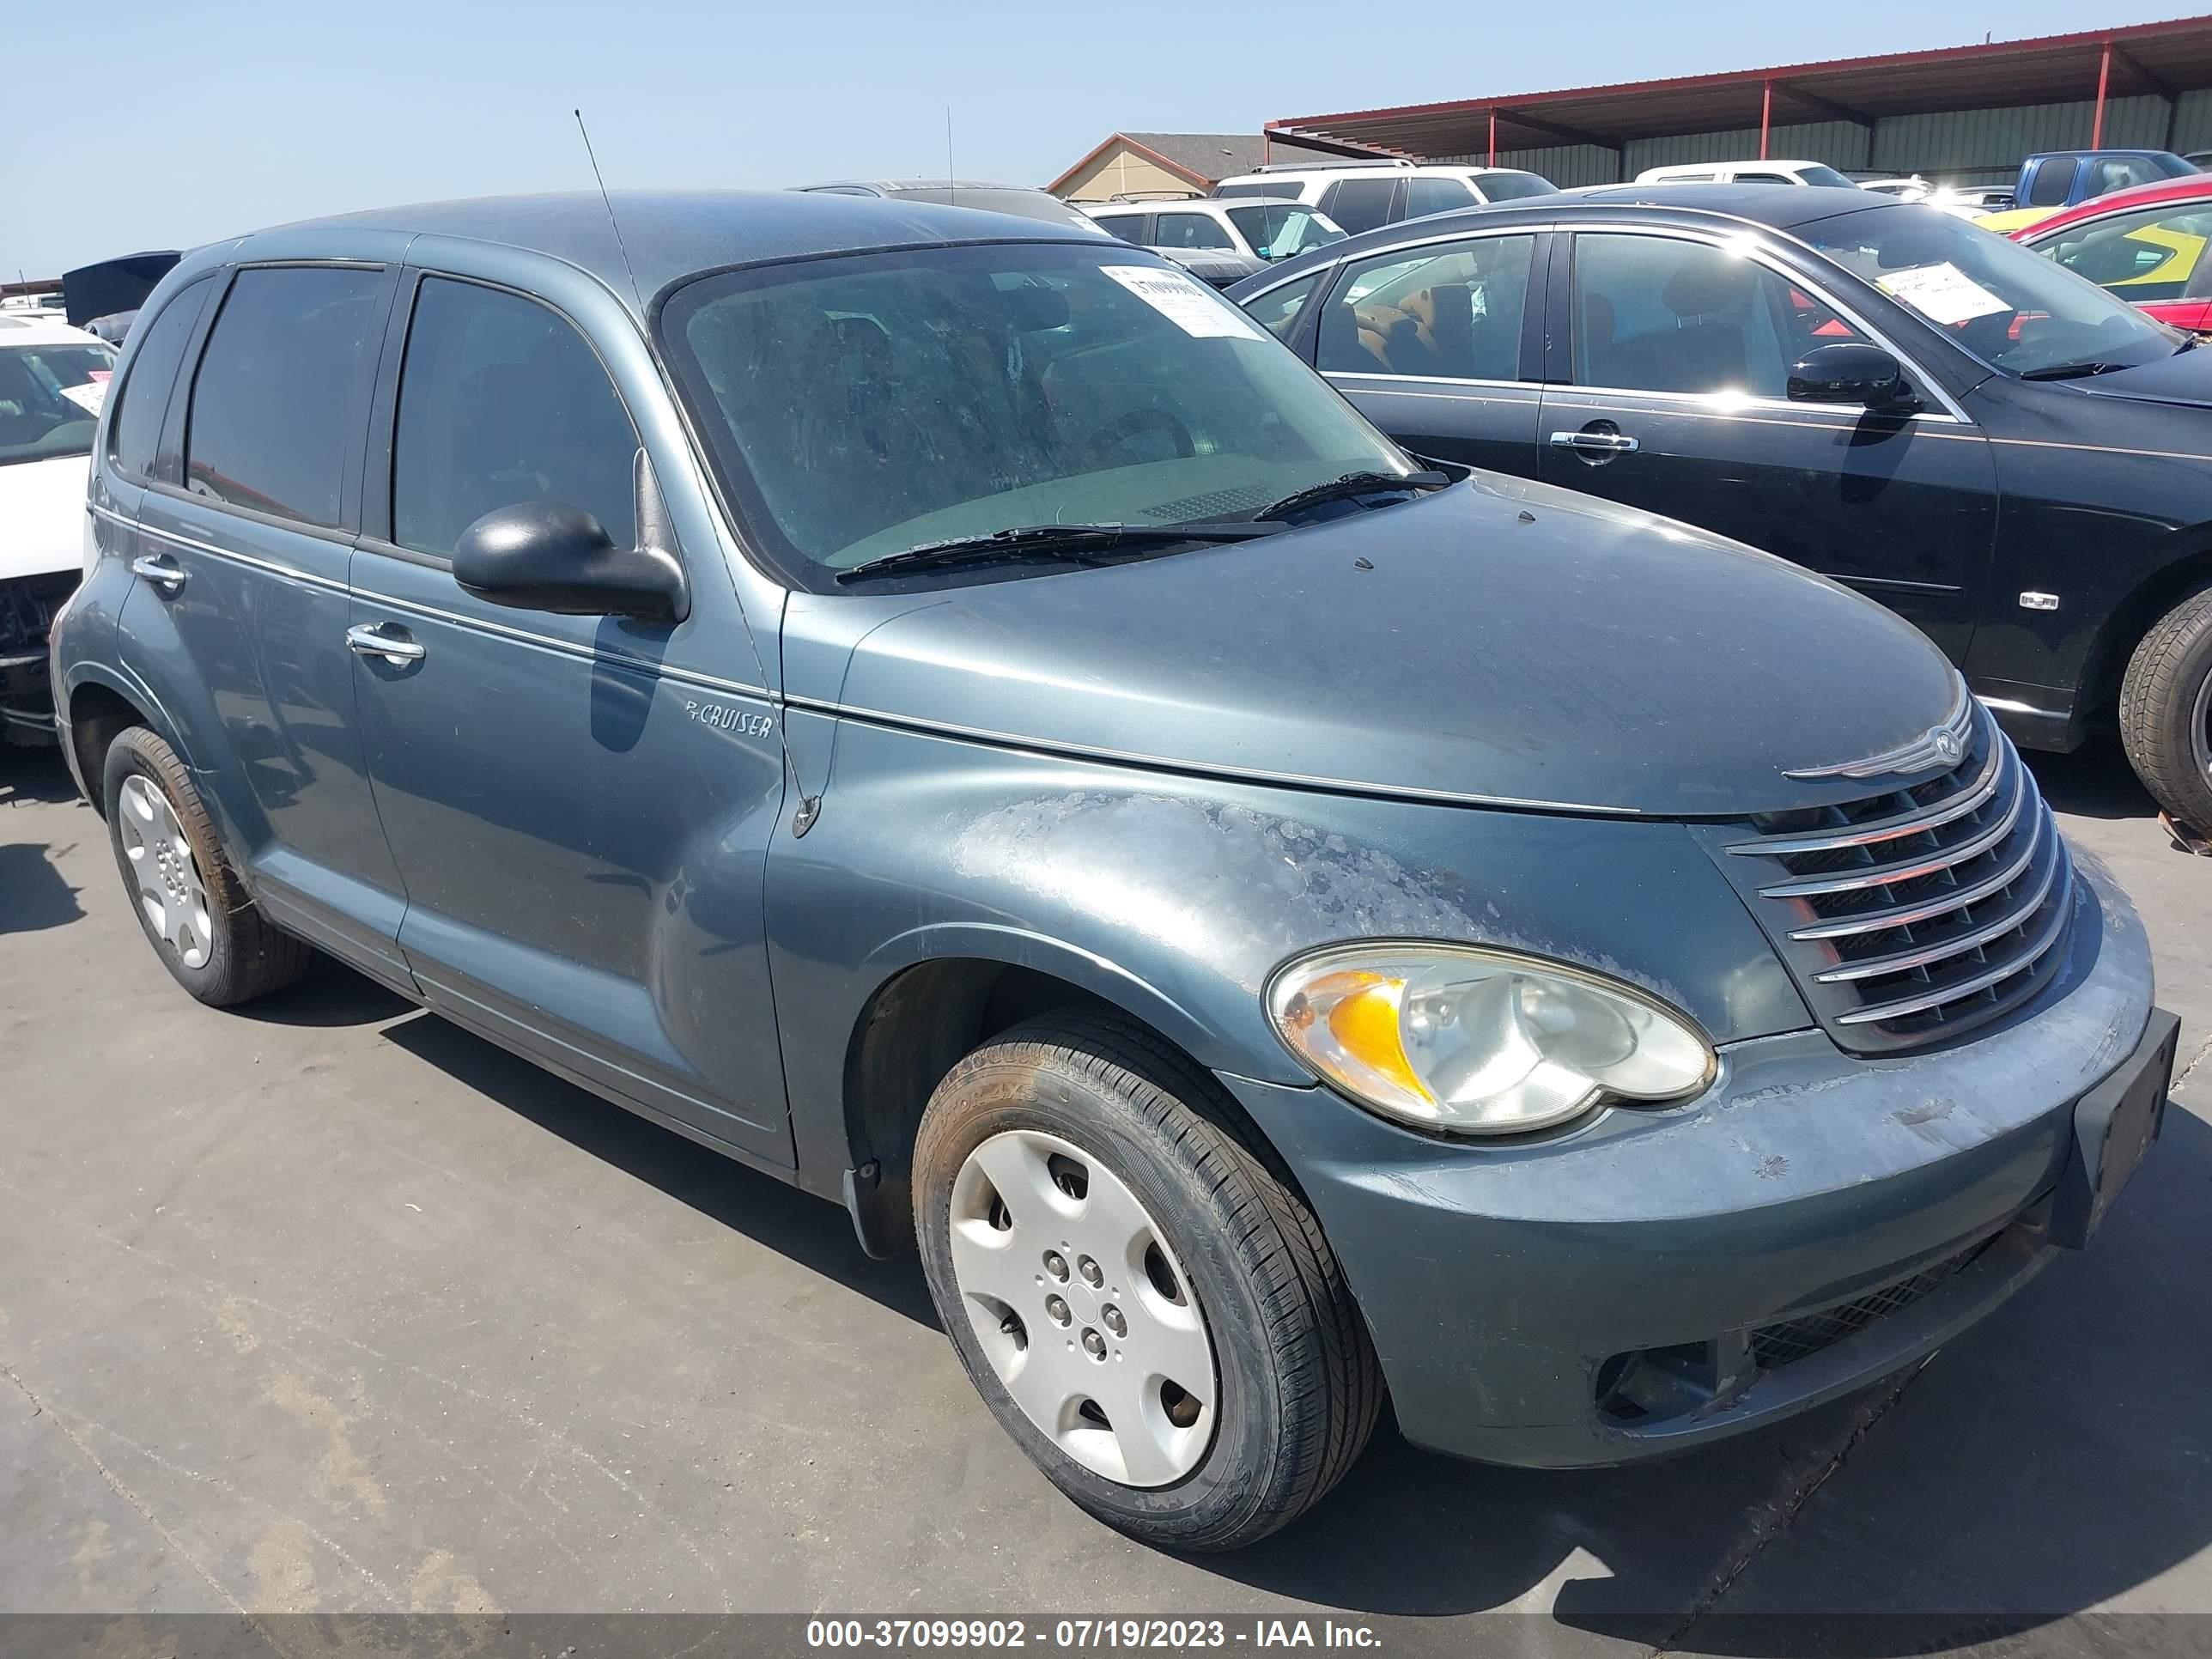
xmin=835 ymin=520 xmax=1279 ymax=583
xmin=2017 ymin=361 xmax=2130 ymax=381
xmin=1251 ymin=469 xmax=1449 ymax=522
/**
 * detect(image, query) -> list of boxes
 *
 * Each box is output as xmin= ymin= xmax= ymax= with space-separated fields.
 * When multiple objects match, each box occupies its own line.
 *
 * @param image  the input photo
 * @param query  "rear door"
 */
xmin=1535 ymin=228 xmax=1998 ymax=663
xmin=126 ymin=260 xmax=412 ymax=983
xmin=1314 ymin=228 xmax=1548 ymax=475
xmin=1317 ymin=176 xmax=1404 ymax=235
xmin=349 ymin=262 xmax=792 ymax=1164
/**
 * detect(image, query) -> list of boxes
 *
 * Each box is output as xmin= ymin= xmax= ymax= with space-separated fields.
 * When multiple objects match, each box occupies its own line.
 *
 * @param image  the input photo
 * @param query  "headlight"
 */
xmin=1266 ymin=944 xmax=1715 ymax=1136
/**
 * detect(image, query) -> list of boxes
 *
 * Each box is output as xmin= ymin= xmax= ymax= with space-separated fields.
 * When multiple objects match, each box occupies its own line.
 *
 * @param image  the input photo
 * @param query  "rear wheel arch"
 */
xmin=66 ymin=678 xmax=155 ymax=818
xmin=2079 ymin=537 xmax=2212 ymax=728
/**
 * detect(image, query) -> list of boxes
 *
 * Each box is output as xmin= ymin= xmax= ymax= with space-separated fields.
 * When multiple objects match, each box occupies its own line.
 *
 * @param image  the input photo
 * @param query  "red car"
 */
xmin=2010 ymin=173 xmax=2212 ymax=333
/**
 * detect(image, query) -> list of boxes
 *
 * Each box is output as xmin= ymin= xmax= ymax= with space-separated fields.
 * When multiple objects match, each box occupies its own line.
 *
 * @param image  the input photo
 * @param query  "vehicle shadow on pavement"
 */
xmin=378 ymin=1008 xmax=944 ymax=1329
xmin=1198 ymin=1097 xmax=2212 ymax=1640
xmin=2 ymin=752 xmax=86 ymax=933
xmin=2027 ymin=744 xmax=2160 ymax=823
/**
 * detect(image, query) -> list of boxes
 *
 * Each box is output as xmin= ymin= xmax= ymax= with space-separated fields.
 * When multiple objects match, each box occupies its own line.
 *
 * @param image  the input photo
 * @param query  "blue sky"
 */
xmin=4 ymin=0 xmax=2191 ymax=277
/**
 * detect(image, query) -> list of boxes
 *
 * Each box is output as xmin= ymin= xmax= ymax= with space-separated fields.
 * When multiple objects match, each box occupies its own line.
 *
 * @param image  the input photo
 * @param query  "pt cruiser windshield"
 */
xmin=658 ymin=244 xmax=1415 ymax=583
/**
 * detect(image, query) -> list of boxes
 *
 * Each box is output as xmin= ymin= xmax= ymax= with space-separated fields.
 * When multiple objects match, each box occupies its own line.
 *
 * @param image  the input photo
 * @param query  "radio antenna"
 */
xmin=574 ymin=108 xmax=646 ymax=313
xmin=945 ymin=106 xmax=955 ymax=204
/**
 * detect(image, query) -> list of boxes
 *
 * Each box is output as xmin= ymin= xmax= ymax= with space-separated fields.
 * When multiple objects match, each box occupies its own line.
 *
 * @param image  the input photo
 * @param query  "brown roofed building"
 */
xmin=1048 ymin=132 xmax=1358 ymax=202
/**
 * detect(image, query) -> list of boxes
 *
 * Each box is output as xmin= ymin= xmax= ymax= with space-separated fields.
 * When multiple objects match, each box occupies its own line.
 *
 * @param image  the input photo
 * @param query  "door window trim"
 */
xmin=1554 ymin=223 xmax=1975 ymax=424
xmin=356 ymin=265 xmax=652 ymax=574
xmin=153 ymin=258 xmax=398 ymax=542
xmin=1315 ymin=223 xmax=1554 ymax=388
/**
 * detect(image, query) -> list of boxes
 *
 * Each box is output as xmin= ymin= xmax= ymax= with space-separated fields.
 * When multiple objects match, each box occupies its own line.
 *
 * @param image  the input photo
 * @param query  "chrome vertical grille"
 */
xmin=1698 ymin=702 xmax=2075 ymax=1055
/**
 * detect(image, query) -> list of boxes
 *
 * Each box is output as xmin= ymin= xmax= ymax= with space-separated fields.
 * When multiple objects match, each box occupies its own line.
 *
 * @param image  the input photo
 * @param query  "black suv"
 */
xmin=1231 ymin=185 xmax=2212 ymax=828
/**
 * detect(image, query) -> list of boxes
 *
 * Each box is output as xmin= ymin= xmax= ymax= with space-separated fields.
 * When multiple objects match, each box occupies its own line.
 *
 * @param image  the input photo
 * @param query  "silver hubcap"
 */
xmin=118 ymin=775 xmax=212 ymax=969
xmin=948 ymin=1129 xmax=1217 ymax=1487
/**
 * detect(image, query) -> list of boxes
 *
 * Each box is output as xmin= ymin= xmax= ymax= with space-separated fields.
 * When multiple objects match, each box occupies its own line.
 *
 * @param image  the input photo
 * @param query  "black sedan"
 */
xmin=1231 ymin=185 xmax=2212 ymax=829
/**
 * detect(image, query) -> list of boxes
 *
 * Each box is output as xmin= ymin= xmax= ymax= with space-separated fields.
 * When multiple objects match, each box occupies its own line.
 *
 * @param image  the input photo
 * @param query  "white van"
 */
xmin=1 ymin=315 xmax=114 ymax=744
xmin=1210 ymin=160 xmax=1555 ymax=234
xmin=1633 ymin=160 xmax=1860 ymax=187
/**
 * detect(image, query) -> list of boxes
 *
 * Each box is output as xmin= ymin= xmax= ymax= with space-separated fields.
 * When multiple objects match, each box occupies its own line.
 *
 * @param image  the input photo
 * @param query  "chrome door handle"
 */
xmin=131 ymin=553 xmax=186 ymax=592
xmin=1548 ymin=429 xmax=1640 ymax=453
xmin=345 ymin=623 xmax=425 ymax=665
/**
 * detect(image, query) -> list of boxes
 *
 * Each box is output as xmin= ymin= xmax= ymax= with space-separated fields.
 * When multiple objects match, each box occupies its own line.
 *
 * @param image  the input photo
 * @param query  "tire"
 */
xmin=2120 ymin=586 xmax=2212 ymax=832
xmin=102 ymin=726 xmax=310 ymax=1006
xmin=913 ymin=1009 xmax=1381 ymax=1551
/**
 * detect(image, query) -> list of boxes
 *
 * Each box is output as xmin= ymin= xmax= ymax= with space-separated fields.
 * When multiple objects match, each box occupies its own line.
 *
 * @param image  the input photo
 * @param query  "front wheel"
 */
xmin=913 ymin=1011 xmax=1381 ymax=1551
xmin=2119 ymin=587 xmax=2212 ymax=832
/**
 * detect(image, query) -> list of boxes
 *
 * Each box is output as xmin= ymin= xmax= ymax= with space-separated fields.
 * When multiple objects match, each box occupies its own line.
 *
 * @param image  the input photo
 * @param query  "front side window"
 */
xmin=1152 ymin=213 xmax=1234 ymax=251
xmin=1244 ymin=272 xmax=1322 ymax=341
xmin=392 ymin=277 xmax=637 ymax=558
xmin=1319 ymin=177 xmax=1400 ymax=234
xmin=106 ymin=277 xmax=209 ymax=480
xmin=2088 ymin=155 xmax=2196 ymax=196
xmin=659 ymin=244 xmax=1411 ymax=583
xmin=2032 ymin=200 xmax=2212 ymax=302
xmin=1224 ymin=204 xmax=1346 ymax=261
xmin=0 ymin=337 xmax=116 ymax=467
xmin=185 ymin=265 xmax=384 ymax=526
xmin=1571 ymin=234 xmax=1856 ymax=398
xmin=1321 ymin=236 xmax=1536 ymax=380
xmin=1804 ymin=202 xmax=2180 ymax=376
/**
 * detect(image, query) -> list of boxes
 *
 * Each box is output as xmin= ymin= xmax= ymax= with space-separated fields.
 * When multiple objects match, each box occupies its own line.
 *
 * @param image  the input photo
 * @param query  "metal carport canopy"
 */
xmin=1265 ymin=14 xmax=2212 ymax=161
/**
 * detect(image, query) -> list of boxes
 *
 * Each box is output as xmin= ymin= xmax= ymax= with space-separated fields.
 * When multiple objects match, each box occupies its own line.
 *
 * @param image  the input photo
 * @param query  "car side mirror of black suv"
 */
xmin=1787 ymin=342 xmax=1922 ymax=413
xmin=453 ymin=454 xmax=690 ymax=623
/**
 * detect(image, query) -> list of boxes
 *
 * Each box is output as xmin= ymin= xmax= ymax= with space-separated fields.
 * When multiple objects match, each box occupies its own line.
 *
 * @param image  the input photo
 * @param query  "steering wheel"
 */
xmin=1093 ymin=407 xmax=1195 ymax=465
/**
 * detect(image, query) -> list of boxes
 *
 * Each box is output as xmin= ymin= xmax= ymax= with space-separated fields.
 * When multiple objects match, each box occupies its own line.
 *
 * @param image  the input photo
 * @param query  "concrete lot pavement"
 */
xmin=4 ymin=739 xmax=2210 ymax=1652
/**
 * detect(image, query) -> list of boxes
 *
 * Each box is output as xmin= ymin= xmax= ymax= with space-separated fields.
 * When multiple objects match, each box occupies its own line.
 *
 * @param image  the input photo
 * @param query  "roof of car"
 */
xmin=1225 ymin=184 xmax=1894 ymax=298
xmin=235 ymin=190 xmax=1108 ymax=319
xmin=0 ymin=313 xmax=108 ymax=347
xmin=2018 ymin=171 xmax=2212 ymax=235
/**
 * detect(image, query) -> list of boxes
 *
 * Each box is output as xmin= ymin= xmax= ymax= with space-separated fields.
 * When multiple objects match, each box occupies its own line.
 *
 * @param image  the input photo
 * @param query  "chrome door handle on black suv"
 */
xmin=130 ymin=554 xmax=186 ymax=592
xmin=1548 ymin=426 xmax=1640 ymax=459
xmin=344 ymin=622 xmax=425 ymax=665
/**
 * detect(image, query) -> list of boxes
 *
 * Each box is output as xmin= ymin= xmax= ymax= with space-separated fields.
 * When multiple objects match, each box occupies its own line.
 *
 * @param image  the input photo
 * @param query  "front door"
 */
xmin=349 ymin=269 xmax=791 ymax=1164
xmin=1316 ymin=230 xmax=1547 ymax=477
xmin=133 ymin=260 xmax=413 ymax=984
xmin=1536 ymin=229 xmax=1998 ymax=664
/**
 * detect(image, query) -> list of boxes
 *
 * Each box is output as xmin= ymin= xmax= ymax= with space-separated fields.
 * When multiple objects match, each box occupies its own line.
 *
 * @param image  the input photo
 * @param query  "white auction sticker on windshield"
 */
xmin=1875 ymin=263 xmax=2010 ymax=325
xmin=60 ymin=382 xmax=107 ymax=415
xmin=1100 ymin=264 xmax=1263 ymax=339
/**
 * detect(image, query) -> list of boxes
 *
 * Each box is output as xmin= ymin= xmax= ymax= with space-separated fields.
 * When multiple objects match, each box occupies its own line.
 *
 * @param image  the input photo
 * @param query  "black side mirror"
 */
xmin=1787 ymin=341 xmax=1921 ymax=411
xmin=452 ymin=451 xmax=689 ymax=622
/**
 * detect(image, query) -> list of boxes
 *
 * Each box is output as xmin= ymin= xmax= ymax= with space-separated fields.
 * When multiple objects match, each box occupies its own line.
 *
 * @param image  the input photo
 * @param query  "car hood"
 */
xmin=782 ymin=472 xmax=1963 ymax=818
xmin=2075 ymin=346 xmax=2212 ymax=409
xmin=0 ymin=453 xmax=91 ymax=582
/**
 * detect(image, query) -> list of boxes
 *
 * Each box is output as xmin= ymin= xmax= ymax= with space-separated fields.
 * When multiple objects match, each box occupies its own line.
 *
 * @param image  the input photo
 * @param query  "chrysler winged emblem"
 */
xmin=1784 ymin=682 xmax=1974 ymax=781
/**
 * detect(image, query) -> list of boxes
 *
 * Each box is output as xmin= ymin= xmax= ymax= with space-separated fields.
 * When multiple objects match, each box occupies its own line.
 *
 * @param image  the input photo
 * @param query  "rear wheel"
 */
xmin=102 ymin=727 xmax=310 ymax=1006
xmin=2119 ymin=587 xmax=2212 ymax=832
xmin=913 ymin=1011 xmax=1380 ymax=1551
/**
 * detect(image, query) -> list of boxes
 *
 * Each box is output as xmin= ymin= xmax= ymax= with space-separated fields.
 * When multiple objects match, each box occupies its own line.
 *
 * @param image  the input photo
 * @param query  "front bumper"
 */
xmin=1218 ymin=851 xmax=2162 ymax=1468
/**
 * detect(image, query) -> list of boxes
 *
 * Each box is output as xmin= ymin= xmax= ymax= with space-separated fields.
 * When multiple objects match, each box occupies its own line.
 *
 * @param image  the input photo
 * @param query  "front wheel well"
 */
xmin=842 ymin=959 xmax=1280 ymax=1257
xmin=66 ymin=683 xmax=149 ymax=817
xmin=2080 ymin=545 xmax=2212 ymax=730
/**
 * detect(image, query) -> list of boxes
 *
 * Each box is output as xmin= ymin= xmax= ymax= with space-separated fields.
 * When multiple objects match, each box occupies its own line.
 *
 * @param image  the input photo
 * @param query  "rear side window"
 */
xmin=1320 ymin=178 xmax=1401 ymax=234
xmin=1406 ymin=176 xmax=1477 ymax=217
xmin=1091 ymin=213 xmax=1150 ymax=245
xmin=106 ymin=276 xmax=210 ymax=481
xmin=392 ymin=276 xmax=638 ymax=558
xmin=185 ymin=266 xmax=384 ymax=527
xmin=1211 ymin=182 xmax=1285 ymax=200
xmin=2026 ymin=158 xmax=2077 ymax=207
xmin=1153 ymin=213 xmax=1234 ymax=250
